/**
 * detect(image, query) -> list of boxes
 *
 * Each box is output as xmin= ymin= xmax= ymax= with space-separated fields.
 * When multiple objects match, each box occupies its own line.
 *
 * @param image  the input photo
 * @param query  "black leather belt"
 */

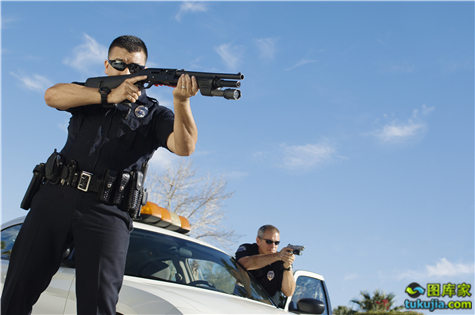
xmin=41 ymin=150 xmax=146 ymax=219
xmin=54 ymin=160 xmax=103 ymax=193
xmin=75 ymin=171 xmax=102 ymax=193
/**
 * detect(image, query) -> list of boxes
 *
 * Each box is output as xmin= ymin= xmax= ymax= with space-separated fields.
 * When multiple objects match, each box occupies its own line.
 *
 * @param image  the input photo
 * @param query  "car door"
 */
xmin=1 ymin=221 xmax=75 ymax=314
xmin=284 ymin=270 xmax=332 ymax=315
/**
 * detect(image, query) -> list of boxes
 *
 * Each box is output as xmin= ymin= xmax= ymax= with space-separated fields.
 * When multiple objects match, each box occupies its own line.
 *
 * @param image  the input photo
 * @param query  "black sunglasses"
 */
xmin=108 ymin=60 xmax=145 ymax=74
xmin=260 ymin=238 xmax=280 ymax=245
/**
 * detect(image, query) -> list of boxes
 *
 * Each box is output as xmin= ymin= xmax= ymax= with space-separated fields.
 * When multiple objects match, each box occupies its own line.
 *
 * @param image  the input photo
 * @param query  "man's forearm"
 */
xmin=172 ymin=97 xmax=198 ymax=156
xmin=281 ymin=270 xmax=296 ymax=297
xmin=238 ymin=253 xmax=281 ymax=271
xmin=45 ymin=83 xmax=101 ymax=110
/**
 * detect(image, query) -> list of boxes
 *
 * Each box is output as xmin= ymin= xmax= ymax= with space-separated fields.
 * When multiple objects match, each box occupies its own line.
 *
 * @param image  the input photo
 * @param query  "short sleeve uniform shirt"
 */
xmin=235 ymin=243 xmax=285 ymax=297
xmin=60 ymin=87 xmax=174 ymax=175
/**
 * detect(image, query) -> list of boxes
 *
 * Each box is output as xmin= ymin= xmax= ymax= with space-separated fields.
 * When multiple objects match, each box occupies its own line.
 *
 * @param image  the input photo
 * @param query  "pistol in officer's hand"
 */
xmin=286 ymin=244 xmax=304 ymax=256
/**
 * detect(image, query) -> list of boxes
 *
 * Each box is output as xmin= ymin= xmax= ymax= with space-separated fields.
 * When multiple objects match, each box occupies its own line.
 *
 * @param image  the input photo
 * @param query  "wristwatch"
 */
xmin=99 ymin=86 xmax=111 ymax=105
xmin=283 ymin=266 xmax=292 ymax=271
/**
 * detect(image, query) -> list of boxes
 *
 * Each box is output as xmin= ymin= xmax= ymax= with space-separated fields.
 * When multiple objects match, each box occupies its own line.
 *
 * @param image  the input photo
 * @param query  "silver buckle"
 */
xmin=77 ymin=171 xmax=93 ymax=192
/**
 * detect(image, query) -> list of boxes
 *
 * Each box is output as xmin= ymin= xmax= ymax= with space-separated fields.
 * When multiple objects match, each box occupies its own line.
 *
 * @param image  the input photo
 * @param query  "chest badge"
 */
xmin=267 ymin=270 xmax=275 ymax=281
xmin=134 ymin=105 xmax=149 ymax=118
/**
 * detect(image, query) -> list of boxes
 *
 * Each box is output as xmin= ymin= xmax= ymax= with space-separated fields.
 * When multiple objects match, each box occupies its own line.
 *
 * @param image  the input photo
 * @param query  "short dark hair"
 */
xmin=257 ymin=225 xmax=280 ymax=238
xmin=108 ymin=35 xmax=148 ymax=61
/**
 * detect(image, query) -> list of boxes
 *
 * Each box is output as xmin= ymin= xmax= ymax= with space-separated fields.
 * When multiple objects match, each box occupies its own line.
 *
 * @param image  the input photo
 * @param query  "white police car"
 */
xmin=1 ymin=202 xmax=332 ymax=314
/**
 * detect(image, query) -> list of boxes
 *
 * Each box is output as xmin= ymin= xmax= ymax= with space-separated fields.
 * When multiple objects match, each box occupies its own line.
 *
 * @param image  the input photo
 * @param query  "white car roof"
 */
xmin=1 ymin=215 xmax=230 ymax=255
xmin=132 ymin=220 xmax=229 ymax=254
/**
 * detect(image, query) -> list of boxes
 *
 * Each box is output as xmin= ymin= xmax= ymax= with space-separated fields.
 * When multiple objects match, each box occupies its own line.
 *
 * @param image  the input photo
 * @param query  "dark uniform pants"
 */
xmin=1 ymin=182 xmax=132 ymax=315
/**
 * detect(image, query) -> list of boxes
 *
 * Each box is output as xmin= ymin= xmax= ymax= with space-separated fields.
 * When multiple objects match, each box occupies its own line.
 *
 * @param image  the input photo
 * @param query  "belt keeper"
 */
xmin=71 ymin=172 xmax=79 ymax=187
xmin=60 ymin=167 xmax=69 ymax=186
xmin=65 ymin=161 xmax=78 ymax=186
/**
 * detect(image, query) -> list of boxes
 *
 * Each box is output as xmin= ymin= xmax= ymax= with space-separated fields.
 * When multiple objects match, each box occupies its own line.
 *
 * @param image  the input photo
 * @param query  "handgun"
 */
xmin=287 ymin=244 xmax=305 ymax=255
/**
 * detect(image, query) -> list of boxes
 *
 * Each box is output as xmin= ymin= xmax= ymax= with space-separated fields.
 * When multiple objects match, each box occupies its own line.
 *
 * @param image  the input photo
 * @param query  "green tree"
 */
xmin=333 ymin=305 xmax=356 ymax=315
xmin=334 ymin=289 xmax=424 ymax=315
xmin=351 ymin=289 xmax=402 ymax=312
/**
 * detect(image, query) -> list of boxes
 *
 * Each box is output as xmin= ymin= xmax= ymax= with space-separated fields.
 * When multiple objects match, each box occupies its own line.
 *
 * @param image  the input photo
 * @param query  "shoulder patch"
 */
xmin=236 ymin=245 xmax=247 ymax=252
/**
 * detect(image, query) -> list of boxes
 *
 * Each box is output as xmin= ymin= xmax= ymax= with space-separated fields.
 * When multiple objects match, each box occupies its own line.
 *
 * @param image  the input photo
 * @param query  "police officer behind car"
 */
xmin=1 ymin=35 xmax=198 ymax=315
xmin=235 ymin=225 xmax=296 ymax=302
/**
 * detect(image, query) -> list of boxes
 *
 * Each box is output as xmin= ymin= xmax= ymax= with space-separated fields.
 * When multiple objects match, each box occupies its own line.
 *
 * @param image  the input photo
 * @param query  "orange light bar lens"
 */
xmin=139 ymin=201 xmax=191 ymax=233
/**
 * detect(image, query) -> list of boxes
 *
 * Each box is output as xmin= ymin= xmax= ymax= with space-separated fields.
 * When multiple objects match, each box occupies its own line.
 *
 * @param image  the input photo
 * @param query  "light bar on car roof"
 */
xmin=138 ymin=201 xmax=191 ymax=234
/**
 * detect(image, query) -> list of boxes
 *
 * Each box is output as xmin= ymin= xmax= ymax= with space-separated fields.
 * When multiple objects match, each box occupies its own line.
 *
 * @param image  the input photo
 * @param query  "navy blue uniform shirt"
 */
xmin=60 ymin=85 xmax=174 ymax=175
xmin=235 ymin=243 xmax=285 ymax=297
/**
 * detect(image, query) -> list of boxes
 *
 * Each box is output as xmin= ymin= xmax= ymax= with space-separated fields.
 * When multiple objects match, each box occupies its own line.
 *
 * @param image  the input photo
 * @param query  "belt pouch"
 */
xmin=99 ymin=170 xmax=118 ymax=203
xmin=65 ymin=160 xmax=79 ymax=186
xmin=44 ymin=149 xmax=64 ymax=184
xmin=126 ymin=171 xmax=144 ymax=219
xmin=113 ymin=172 xmax=130 ymax=206
xmin=21 ymin=163 xmax=45 ymax=210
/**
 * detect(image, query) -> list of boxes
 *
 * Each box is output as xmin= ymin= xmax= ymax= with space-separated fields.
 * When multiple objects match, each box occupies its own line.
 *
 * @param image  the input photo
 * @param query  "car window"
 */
xmin=290 ymin=276 xmax=329 ymax=315
xmin=125 ymin=228 xmax=273 ymax=305
xmin=1 ymin=224 xmax=22 ymax=260
xmin=186 ymin=257 xmax=240 ymax=294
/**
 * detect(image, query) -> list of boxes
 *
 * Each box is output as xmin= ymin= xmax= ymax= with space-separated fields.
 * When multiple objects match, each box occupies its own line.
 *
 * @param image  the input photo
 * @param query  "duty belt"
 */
xmin=54 ymin=161 xmax=103 ymax=193
xmin=41 ymin=150 xmax=147 ymax=219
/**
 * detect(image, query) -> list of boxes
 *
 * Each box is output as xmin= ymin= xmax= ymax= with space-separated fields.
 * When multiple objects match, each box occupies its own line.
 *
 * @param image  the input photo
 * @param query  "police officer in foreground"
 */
xmin=235 ymin=225 xmax=296 ymax=303
xmin=1 ymin=35 xmax=198 ymax=314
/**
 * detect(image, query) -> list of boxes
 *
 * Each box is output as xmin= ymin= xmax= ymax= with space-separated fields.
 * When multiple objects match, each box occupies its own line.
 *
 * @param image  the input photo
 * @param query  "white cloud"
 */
xmin=255 ymin=37 xmax=277 ymax=61
xmin=373 ymin=104 xmax=435 ymax=144
xmin=63 ymin=33 xmax=107 ymax=75
xmin=58 ymin=120 xmax=69 ymax=133
xmin=427 ymin=258 xmax=474 ymax=277
xmin=285 ymin=58 xmax=317 ymax=71
xmin=280 ymin=142 xmax=336 ymax=170
xmin=148 ymin=148 xmax=181 ymax=173
xmin=215 ymin=43 xmax=244 ymax=71
xmin=10 ymin=72 xmax=52 ymax=92
xmin=376 ymin=121 xmax=425 ymax=143
xmin=175 ymin=2 xmax=208 ymax=22
xmin=421 ymin=104 xmax=435 ymax=115
xmin=398 ymin=258 xmax=474 ymax=280
xmin=146 ymin=89 xmax=174 ymax=109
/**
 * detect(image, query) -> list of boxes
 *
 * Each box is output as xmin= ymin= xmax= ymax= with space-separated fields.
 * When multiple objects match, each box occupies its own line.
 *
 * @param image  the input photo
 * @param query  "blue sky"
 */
xmin=1 ymin=1 xmax=474 ymax=313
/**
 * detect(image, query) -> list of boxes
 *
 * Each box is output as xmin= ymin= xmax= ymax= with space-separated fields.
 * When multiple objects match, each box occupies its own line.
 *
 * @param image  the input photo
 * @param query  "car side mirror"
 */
xmin=289 ymin=298 xmax=325 ymax=314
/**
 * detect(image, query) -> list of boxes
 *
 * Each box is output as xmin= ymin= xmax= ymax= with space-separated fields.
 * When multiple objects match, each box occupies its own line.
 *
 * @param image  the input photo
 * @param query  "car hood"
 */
xmin=118 ymin=276 xmax=287 ymax=314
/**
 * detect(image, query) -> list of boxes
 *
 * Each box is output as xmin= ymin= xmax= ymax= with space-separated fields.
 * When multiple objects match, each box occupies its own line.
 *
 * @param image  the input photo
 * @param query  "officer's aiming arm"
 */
xmin=84 ymin=68 xmax=244 ymax=100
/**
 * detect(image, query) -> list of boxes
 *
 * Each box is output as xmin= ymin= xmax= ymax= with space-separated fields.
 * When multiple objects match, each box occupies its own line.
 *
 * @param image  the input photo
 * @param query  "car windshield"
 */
xmin=125 ymin=227 xmax=274 ymax=305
